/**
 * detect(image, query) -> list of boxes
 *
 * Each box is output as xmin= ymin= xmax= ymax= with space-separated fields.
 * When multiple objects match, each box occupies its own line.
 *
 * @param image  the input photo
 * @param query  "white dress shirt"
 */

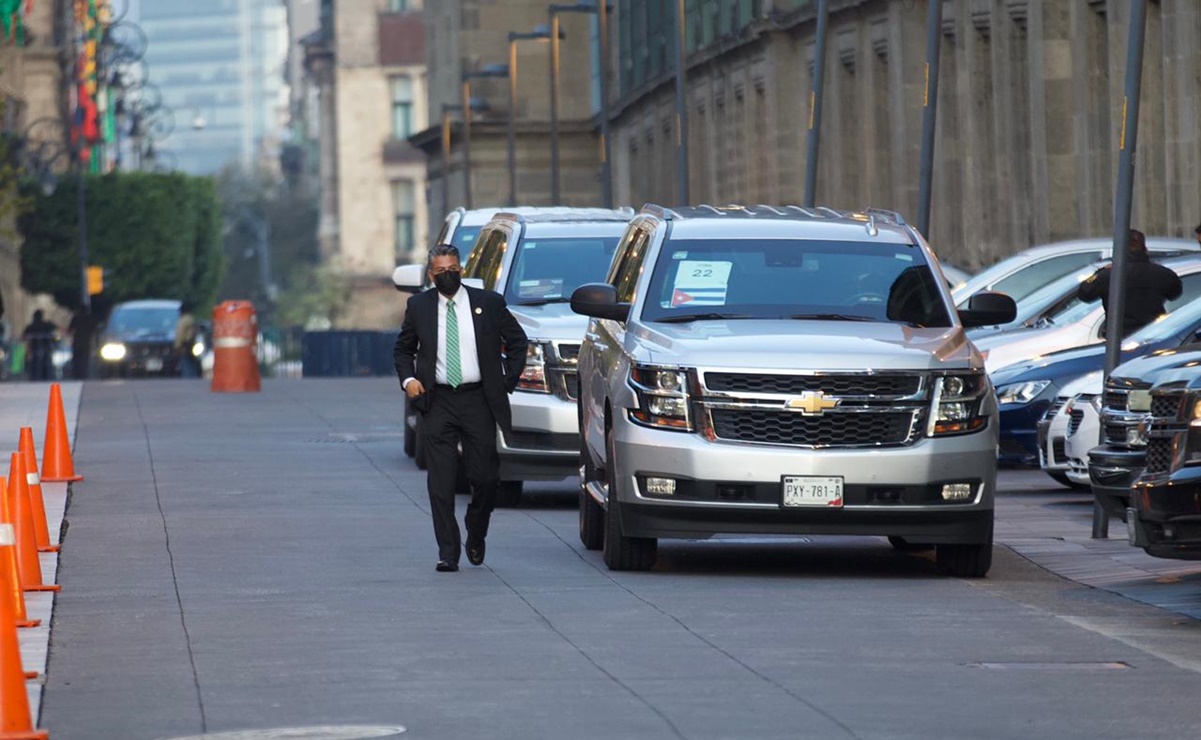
xmin=435 ymin=287 xmax=482 ymax=385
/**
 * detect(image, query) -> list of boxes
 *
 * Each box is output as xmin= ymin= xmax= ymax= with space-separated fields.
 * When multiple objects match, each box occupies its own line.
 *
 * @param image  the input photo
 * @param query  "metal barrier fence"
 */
xmin=258 ymin=327 xmax=398 ymax=379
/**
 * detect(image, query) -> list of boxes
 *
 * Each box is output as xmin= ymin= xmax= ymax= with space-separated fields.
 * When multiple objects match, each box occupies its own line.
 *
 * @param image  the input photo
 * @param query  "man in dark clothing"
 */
xmin=1077 ymin=229 xmax=1183 ymax=338
xmin=394 ymin=244 xmax=528 ymax=572
xmin=22 ymin=309 xmax=59 ymax=381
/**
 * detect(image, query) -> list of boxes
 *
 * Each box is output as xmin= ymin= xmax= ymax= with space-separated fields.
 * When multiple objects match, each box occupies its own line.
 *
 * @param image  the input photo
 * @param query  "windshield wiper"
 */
xmin=515 ymin=297 xmax=569 ymax=306
xmin=654 ymin=312 xmax=755 ymax=323
xmin=786 ymin=313 xmax=877 ymax=322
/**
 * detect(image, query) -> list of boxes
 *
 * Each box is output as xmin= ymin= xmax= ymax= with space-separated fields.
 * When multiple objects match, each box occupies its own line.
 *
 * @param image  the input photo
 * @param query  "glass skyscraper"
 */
xmin=141 ymin=0 xmax=288 ymax=174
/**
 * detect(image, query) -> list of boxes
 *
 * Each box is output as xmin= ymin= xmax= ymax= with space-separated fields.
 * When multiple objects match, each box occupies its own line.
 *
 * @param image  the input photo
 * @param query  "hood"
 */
xmin=512 ymin=302 xmax=590 ymax=342
xmin=1112 ymin=343 xmax=1201 ymax=386
xmin=628 ymin=320 xmax=978 ymax=371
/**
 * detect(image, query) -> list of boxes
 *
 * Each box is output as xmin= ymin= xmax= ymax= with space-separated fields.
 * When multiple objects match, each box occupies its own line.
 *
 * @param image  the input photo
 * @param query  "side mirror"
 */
xmin=571 ymin=283 xmax=630 ymax=322
xmin=959 ymin=291 xmax=1017 ymax=328
xmin=392 ymin=264 xmax=426 ymax=293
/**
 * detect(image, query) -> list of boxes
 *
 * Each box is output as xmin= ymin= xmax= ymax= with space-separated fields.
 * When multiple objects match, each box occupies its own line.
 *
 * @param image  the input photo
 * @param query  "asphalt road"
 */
xmin=39 ymin=379 xmax=1201 ymax=740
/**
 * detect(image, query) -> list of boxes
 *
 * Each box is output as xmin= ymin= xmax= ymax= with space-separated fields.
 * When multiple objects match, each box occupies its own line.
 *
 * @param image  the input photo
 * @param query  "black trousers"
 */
xmin=423 ymin=383 xmax=499 ymax=563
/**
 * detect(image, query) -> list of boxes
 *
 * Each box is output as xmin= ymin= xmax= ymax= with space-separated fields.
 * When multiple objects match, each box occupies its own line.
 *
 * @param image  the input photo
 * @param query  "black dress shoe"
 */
xmin=466 ymin=539 xmax=485 ymax=566
xmin=435 ymin=560 xmax=459 ymax=572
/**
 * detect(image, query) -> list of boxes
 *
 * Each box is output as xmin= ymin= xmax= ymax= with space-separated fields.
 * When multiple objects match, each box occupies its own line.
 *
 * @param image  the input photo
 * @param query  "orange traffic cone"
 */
xmin=41 ymin=383 xmax=81 ymax=484
xmin=0 ymin=485 xmax=38 ymax=631
xmin=17 ymin=430 xmax=57 ymax=554
xmin=4 ymin=456 xmax=58 ymax=594
xmin=0 ymin=529 xmax=49 ymax=739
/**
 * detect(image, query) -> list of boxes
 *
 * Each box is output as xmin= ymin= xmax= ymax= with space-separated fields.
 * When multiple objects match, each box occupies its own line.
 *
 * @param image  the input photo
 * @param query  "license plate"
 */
xmin=146 ymin=357 xmax=163 ymax=372
xmin=782 ymin=476 xmax=844 ymax=508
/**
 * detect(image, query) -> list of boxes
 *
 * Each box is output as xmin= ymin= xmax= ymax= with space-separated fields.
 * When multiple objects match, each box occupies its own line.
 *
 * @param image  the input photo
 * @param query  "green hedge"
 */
xmin=18 ymin=170 xmax=226 ymax=312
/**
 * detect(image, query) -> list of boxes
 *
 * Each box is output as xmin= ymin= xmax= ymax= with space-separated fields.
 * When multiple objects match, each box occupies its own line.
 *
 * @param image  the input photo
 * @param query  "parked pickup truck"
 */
xmin=570 ymin=204 xmax=1015 ymax=576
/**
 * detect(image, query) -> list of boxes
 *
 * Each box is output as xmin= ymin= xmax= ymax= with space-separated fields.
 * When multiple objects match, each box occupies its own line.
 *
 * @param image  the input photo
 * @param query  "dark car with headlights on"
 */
xmin=1127 ymin=369 xmax=1201 ymax=559
xmin=97 ymin=299 xmax=183 ymax=378
xmin=1088 ymin=345 xmax=1201 ymax=521
xmin=992 ymin=297 xmax=1201 ymax=465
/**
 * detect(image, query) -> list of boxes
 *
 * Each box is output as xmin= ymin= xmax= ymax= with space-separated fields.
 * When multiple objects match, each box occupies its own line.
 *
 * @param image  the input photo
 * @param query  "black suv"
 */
xmin=97 ymin=299 xmax=183 ymax=378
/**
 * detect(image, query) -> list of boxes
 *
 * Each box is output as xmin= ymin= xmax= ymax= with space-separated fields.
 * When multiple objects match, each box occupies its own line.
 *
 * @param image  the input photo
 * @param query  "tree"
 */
xmin=18 ymin=170 xmax=226 ymax=314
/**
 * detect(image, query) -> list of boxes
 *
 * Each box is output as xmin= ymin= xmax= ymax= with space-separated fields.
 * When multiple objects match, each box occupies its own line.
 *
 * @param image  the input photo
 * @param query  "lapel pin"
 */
xmin=474 ymin=307 xmax=482 ymax=315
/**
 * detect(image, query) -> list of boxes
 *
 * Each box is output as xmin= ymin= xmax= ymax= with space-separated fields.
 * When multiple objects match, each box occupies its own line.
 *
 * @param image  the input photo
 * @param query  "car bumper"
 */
xmin=497 ymin=390 xmax=579 ymax=480
xmin=1088 ymin=445 xmax=1146 ymax=519
xmin=1127 ymin=466 xmax=1201 ymax=559
xmin=609 ymin=419 xmax=996 ymax=543
xmin=999 ymin=402 xmax=1048 ymax=466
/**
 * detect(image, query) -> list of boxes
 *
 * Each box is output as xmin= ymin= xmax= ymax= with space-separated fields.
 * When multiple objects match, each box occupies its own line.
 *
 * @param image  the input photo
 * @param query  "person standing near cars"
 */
xmin=1077 ymin=229 xmax=1183 ymax=338
xmin=174 ymin=301 xmax=200 ymax=378
xmin=393 ymin=244 xmax=528 ymax=572
xmin=22 ymin=309 xmax=59 ymax=381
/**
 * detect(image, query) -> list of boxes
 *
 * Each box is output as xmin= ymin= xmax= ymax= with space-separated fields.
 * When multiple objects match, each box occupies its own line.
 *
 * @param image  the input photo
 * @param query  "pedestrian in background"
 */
xmin=1077 ymin=229 xmax=1183 ymax=338
xmin=68 ymin=308 xmax=99 ymax=380
xmin=393 ymin=244 xmax=528 ymax=572
xmin=22 ymin=309 xmax=59 ymax=381
xmin=174 ymin=301 xmax=200 ymax=378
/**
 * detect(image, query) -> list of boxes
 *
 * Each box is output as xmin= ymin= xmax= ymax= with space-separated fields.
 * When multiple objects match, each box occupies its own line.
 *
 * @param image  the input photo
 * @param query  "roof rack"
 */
xmin=492 ymin=207 xmax=635 ymax=224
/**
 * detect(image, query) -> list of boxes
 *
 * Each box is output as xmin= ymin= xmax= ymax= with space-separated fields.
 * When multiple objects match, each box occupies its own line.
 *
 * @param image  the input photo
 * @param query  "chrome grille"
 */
xmin=549 ymin=369 xmax=578 ymax=402
xmin=556 ymin=343 xmax=581 ymax=362
xmin=565 ymin=373 xmax=579 ymax=401
xmin=1067 ymin=409 xmax=1084 ymax=435
xmin=1102 ymin=388 xmax=1127 ymax=412
xmin=1103 ymin=422 xmax=1127 ymax=444
xmin=1145 ymin=437 xmax=1175 ymax=474
xmin=709 ymin=409 xmax=919 ymax=447
xmin=1151 ymin=393 xmax=1183 ymax=419
xmin=704 ymin=372 xmax=921 ymax=397
xmin=1043 ymin=397 xmax=1068 ymax=421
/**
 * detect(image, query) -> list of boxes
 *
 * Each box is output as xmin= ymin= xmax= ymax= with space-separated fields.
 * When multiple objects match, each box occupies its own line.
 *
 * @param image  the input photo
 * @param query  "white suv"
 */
xmin=463 ymin=208 xmax=633 ymax=506
xmin=571 ymin=205 xmax=1015 ymax=575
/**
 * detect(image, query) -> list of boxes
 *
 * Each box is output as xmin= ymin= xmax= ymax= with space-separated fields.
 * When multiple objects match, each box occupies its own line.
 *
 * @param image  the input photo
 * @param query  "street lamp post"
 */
xmin=461 ymin=64 xmax=510 ymax=210
xmin=440 ymin=99 xmax=491 ymax=216
xmin=507 ymin=25 xmax=556 ymax=207
xmin=548 ymin=2 xmax=607 ymax=206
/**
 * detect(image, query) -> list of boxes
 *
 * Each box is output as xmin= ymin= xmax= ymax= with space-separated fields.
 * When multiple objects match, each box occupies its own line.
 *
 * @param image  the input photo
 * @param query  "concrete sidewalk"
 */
xmin=0 ymin=380 xmax=80 ymax=724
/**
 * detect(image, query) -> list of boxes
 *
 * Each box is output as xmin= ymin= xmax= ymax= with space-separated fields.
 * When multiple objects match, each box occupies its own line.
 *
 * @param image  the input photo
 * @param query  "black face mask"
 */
xmin=434 ymin=271 xmax=462 ymax=297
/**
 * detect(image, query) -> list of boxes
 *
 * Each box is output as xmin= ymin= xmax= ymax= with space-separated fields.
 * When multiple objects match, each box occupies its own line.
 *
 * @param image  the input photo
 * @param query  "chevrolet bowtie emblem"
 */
xmin=787 ymin=391 xmax=839 ymax=415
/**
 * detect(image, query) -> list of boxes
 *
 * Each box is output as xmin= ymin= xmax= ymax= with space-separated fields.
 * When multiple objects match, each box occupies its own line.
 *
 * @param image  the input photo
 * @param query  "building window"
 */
xmin=391 ymin=76 xmax=413 ymax=139
xmin=387 ymin=0 xmax=411 ymax=11
xmin=393 ymin=180 xmax=416 ymax=258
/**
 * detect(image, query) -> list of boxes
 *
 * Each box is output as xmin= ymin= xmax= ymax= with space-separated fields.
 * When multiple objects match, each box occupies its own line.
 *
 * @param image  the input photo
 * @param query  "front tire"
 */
xmin=579 ymin=440 xmax=604 ymax=550
xmin=601 ymin=427 xmax=656 ymax=571
xmin=936 ymin=525 xmax=993 ymax=578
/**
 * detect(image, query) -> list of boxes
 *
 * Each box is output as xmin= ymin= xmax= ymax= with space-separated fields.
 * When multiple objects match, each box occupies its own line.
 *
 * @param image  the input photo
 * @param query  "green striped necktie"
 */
xmin=446 ymin=299 xmax=462 ymax=387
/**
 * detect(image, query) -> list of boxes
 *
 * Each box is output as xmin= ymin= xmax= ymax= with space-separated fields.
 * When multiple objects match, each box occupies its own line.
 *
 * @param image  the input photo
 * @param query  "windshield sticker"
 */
xmin=670 ymin=260 xmax=732 ymax=307
xmin=518 ymin=279 xmax=563 ymax=299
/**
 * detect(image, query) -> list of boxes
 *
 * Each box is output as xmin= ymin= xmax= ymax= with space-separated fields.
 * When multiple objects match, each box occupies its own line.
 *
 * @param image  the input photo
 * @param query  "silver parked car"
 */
xmin=461 ymin=208 xmax=633 ymax=506
xmin=571 ymin=205 xmax=1015 ymax=575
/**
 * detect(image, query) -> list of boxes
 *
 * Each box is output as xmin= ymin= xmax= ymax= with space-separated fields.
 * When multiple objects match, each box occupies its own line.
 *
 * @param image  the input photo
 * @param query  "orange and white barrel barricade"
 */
xmin=211 ymin=301 xmax=261 ymax=393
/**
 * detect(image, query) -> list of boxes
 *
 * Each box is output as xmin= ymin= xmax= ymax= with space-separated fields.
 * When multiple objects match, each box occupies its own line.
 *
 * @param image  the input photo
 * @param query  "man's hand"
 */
xmin=404 ymin=379 xmax=426 ymax=399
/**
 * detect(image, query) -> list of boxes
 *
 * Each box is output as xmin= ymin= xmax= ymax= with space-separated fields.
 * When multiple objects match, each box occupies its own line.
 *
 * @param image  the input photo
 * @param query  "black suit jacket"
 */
xmin=393 ymin=286 xmax=528 ymax=432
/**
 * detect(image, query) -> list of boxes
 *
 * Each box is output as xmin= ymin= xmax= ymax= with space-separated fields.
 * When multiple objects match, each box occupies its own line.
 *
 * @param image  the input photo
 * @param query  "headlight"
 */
xmin=928 ymin=372 xmax=989 ymax=436
xmin=192 ymin=340 xmax=205 ymax=358
xmin=517 ymin=342 xmax=549 ymax=393
xmin=99 ymin=342 xmax=127 ymax=361
xmin=995 ymin=380 xmax=1051 ymax=405
xmin=628 ymin=364 xmax=692 ymax=431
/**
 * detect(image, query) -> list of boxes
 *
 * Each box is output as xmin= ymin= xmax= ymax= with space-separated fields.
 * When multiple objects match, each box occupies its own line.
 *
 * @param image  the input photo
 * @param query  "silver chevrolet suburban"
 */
xmin=570 ymin=205 xmax=1016 ymax=575
xmin=463 ymin=208 xmax=633 ymax=506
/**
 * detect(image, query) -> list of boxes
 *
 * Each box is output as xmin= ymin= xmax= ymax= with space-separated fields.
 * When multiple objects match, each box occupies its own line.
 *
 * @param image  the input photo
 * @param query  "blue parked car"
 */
xmin=992 ymin=297 xmax=1201 ymax=465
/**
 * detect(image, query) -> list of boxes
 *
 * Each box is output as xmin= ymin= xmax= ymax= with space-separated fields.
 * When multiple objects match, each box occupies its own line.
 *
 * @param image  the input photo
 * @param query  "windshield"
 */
xmin=641 ymin=239 xmax=952 ymax=327
xmin=107 ymin=307 xmax=179 ymax=338
xmin=505 ymin=236 xmax=620 ymax=304
xmin=451 ymin=226 xmax=483 ymax=256
xmin=1127 ymin=297 xmax=1201 ymax=344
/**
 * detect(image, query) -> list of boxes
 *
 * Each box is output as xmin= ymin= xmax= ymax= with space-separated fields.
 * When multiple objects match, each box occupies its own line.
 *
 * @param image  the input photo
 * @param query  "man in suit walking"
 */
xmin=394 ymin=244 xmax=528 ymax=572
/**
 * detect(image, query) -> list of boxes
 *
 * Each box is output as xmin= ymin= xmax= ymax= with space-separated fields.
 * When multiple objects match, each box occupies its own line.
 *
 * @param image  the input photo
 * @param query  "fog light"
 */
xmin=1126 ymin=426 xmax=1147 ymax=446
xmin=644 ymin=477 xmax=676 ymax=496
xmin=941 ymin=483 xmax=973 ymax=501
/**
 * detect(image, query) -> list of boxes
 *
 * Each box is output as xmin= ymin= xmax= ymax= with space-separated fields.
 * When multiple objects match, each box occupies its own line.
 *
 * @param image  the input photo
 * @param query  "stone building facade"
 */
xmin=610 ymin=0 xmax=1201 ymax=271
xmin=305 ymin=0 xmax=430 ymax=329
xmin=0 ymin=0 xmax=70 ymax=339
xmin=414 ymin=0 xmax=605 ymax=224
